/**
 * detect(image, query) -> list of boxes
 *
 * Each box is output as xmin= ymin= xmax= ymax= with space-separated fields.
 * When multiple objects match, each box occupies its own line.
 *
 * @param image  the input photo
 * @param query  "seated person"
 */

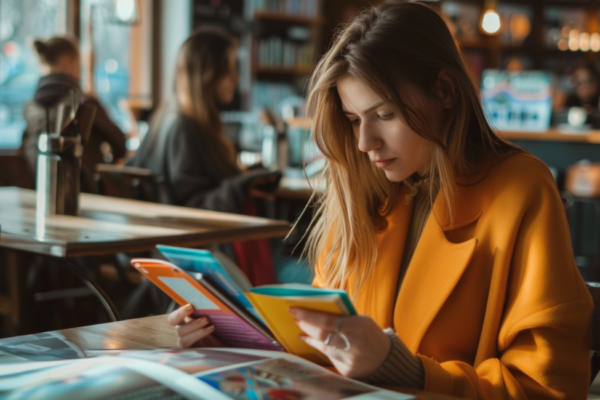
xmin=22 ymin=36 xmax=127 ymax=191
xmin=128 ymin=27 xmax=278 ymax=214
xmin=564 ymin=59 xmax=600 ymax=112
xmin=167 ymin=3 xmax=592 ymax=399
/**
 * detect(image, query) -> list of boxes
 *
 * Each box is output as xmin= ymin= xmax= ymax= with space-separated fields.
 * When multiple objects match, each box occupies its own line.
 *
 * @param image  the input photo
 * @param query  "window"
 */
xmin=0 ymin=0 xmax=66 ymax=151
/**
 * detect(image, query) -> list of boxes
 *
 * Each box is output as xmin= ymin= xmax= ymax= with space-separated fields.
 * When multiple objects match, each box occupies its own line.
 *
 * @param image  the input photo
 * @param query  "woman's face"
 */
xmin=214 ymin=46 xmax=239 ymax=104
xmin=336 ymin=75 xmax=434 ymax=182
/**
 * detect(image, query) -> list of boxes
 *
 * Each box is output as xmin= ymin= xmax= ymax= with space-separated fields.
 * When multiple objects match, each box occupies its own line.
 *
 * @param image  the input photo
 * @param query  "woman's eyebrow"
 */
xmin=342 ymin=101 xmax=385 ymax=115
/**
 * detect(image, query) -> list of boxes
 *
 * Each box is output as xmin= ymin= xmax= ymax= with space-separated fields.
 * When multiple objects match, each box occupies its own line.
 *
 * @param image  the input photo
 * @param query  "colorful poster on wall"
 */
xmin=481 ymin=70 xmax=552 ymax=132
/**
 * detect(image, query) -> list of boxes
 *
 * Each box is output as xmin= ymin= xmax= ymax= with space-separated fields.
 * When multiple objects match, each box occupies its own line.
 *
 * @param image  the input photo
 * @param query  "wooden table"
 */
xmin=0 ymin=187 xmax=291 ymax=257
xmin=55 ymin=315 xmax=460 ymax=400
xmin=0 ymin=187 xmax=291 ymax=331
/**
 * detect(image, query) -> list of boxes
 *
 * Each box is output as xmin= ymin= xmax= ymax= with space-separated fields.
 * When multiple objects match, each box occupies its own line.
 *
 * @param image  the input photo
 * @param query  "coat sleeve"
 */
xmin=419 ymin=170 xmax=593 ymax=399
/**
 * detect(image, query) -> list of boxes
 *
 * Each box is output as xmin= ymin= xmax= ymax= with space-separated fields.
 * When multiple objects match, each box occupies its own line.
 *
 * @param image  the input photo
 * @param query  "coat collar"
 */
xmin=432 ymin=166 xmax=489 ymax=232
xmin=352 ymin=168 xmax=488 ymax=352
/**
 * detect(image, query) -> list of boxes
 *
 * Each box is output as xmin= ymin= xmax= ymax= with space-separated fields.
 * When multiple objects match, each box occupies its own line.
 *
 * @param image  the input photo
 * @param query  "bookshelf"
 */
xmin=191 ymin=0 xmax=323 ymax=118
xmin=248 ymin=0 xmax=324 ymax=118
xmin=437 ymin=0 xmax=600 ymax=79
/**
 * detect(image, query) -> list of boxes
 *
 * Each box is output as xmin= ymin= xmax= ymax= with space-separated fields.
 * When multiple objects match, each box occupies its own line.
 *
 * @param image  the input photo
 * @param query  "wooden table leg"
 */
xmin=0 ymin=250 xmax=21 ymax=336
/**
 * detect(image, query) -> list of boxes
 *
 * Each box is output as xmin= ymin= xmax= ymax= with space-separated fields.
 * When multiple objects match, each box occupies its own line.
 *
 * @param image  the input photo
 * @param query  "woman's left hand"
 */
xmin=290 ymin=308 xmax=391 ymax=379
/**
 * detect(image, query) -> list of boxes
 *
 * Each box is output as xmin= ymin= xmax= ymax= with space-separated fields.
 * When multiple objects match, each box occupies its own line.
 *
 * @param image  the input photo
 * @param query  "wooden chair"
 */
xmin=94 ymin=164 xmax=165 ymax=203
xmin=588 ymin=282 xmax=600 ymax=386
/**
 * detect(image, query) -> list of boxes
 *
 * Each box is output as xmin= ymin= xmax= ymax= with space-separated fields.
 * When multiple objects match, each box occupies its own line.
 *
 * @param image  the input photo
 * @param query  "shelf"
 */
xmin=498 ymin=129 xmax=600 ymax=143
xmin=253 ymin=11 xmax=325 ymax=25
xmin=253 ymin=65 xmax=314 ymax=75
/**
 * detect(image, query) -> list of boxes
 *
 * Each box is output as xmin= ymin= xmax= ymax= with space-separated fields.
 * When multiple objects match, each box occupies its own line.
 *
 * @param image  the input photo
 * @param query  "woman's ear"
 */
xmin=433 ymin=70 xmax=457 ymax=109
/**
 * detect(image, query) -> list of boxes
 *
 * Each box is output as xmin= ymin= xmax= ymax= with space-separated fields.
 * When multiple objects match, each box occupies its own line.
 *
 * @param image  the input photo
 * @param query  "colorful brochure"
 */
xmin=134 ymin=245 xmax=356 ymax=364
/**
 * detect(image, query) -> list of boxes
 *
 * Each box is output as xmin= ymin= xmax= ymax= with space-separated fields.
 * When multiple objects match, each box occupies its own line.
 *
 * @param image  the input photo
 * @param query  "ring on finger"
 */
xmin=324 ymin=332 xmax=334 ymax=345
xmin=337 ymin=332 xmax=351 ymax=352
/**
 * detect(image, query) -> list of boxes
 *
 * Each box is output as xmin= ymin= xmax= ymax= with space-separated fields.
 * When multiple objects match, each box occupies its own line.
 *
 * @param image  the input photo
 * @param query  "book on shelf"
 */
xmin=251 ymin=0 xmax=321 ymax=17
xmin=252 ymin=82 xmax=297 ymax=117
xmin=0 ymin=344 xmax=415 ymax=400
xmin=131 ymin=245 xmax=355 ymax=365
xmin=255 ymin=36 xmax=314 ymax=69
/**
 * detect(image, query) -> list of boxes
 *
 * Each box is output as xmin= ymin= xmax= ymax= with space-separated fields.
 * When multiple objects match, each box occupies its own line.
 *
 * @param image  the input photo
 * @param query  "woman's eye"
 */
xmin=350 ymin=119 xmax=360 ymax=125
xmin=378 ymin=112 xmax=394 ymax=120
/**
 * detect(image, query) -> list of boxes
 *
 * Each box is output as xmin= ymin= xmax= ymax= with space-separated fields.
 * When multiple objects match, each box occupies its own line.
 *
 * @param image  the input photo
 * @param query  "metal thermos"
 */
xmin=36 ymin=133 xmax=83 ymax=216
xmin=261 ymin=125 xmax=279 ymax=171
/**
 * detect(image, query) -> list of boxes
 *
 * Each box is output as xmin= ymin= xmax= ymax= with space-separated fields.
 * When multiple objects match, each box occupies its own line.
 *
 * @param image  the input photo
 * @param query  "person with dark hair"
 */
xmin=22 ymin=36 xmax=127 ymax=191
xmin=565 ymin=59 xmax=600 ymax=111
xmin=168 ymin=2 xmax=592 ymax=399
xmin=128 ymin=27 xmax=278 ymax=214
xmin=128 ymin=27 xmax=280 ymax=286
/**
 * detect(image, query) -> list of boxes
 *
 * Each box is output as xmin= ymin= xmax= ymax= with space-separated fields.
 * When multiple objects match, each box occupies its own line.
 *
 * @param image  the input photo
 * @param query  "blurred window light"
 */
xmin=104 ymin=58 xmax=118 ymax=73
xmin=591 ymin=33 xmax=600 ymax=52
xmin=481 ymin=10 xmax=501 ymax=34
xmin=114 ymin=0 xmax=138 ymax=24
xmin=580 ymin=32 xmax=590 ymax=52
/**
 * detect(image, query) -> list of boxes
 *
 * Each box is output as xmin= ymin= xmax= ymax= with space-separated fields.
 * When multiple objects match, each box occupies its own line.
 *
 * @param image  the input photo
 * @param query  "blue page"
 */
xmin=157 ymin=245 xmax=264 ymax=323
xmin=249 ymin=284 xmax=357 ymax=315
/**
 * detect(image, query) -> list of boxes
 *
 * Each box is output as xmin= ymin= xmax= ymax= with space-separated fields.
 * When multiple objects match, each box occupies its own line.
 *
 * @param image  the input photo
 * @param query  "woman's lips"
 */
xmin=374 ymin=158 xmax=397 ymax=168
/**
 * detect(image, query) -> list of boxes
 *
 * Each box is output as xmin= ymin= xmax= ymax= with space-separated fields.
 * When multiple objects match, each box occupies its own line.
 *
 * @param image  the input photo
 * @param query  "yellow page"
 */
xmin=246 ymin=293 xmax=349 ymax=365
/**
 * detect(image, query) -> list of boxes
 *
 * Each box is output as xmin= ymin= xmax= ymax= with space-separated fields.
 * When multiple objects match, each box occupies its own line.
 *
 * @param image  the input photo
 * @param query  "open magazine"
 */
xmin=0 ymin=346 xmax=414 ymax=400
xmin=131 ymin=245 xmax=356 ymax=364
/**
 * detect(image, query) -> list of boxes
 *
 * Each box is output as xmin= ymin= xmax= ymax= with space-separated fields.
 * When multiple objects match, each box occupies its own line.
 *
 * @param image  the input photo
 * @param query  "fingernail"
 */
xmin=298 ymin=335 xmax=308 ymax=341
xmin=185 ymin=304 xmax=193 ymax=311
xmin=206 ymin=325 xmax=216 ymax=331
xmin=288 ymin=308 xmax=297 ymax=315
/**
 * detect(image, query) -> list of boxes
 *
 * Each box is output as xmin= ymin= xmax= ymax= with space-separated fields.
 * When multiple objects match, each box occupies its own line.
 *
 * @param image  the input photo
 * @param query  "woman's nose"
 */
xmin=357 ymin=124 xmax=382 ymax=153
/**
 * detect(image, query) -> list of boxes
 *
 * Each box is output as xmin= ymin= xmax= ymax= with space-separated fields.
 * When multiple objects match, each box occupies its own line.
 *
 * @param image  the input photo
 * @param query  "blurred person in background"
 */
xmin=564 ymin=59 xmax=600 ymax=112
xmin=22 ymin=36 xmax=127 ymax=191
xmin=128 ymin=27 xmax=279 ymax=215
xmin=128 ymin=27 xmax=280 ymax=286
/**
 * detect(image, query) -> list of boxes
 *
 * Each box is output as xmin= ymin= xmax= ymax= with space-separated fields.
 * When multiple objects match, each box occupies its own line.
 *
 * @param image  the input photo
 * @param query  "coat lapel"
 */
xmin=393 ymin=180 xmax=484 ymax=353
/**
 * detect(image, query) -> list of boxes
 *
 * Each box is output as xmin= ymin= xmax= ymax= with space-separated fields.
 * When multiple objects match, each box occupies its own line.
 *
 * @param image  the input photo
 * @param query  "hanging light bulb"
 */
xmin=481 ymin=0 xmax=501 ymax=35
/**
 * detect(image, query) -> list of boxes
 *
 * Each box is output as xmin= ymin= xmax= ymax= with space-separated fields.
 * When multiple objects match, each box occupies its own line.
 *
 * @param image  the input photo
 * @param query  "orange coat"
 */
xmin=314 ymin=153 xmax=593 ymax=399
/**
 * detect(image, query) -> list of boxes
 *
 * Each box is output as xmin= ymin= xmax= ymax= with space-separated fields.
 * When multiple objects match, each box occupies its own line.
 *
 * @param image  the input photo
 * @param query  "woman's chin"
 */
xmin=383 ymin=170 xmax=410 ymax=183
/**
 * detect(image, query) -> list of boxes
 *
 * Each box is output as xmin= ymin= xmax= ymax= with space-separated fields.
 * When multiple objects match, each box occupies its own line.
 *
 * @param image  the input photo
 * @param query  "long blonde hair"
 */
xmin=174 ymin=27 xmax=239 ymax=177
xmin=305 ymin=1 xmax=521 ymax=292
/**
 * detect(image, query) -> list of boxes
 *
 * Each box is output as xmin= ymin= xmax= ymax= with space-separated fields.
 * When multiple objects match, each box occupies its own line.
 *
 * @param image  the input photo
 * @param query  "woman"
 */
xmin=168 ymin=3 xmax=592 ymax=398
xmin=22 ymin=36 xmax=127 ymax=191
xmin=129 ymin=27 xmax=279 ymax=214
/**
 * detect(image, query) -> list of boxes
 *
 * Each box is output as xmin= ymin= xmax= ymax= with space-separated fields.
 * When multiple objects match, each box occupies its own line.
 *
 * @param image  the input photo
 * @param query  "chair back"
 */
xmin=94 ymin=164 xmax=165 ymax=203
xmin=588 ymin=282 xmax=600 ymax=386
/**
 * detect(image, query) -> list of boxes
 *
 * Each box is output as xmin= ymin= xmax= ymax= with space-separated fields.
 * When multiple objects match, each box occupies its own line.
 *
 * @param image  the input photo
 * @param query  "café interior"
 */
xmin=3 ymin=0 xmax=600 ymax=398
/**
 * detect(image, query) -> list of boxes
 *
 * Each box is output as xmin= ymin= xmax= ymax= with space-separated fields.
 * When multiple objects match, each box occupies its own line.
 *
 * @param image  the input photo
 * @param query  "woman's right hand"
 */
xmin=168 ymin=304 xmax=216 ymax=348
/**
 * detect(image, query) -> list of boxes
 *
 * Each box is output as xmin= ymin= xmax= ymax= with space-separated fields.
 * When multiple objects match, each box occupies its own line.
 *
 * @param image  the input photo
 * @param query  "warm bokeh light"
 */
xmin=481 ymin=10 xmax=501 ymax=34
xmin=569 ymin=29 xmax=580 ymax=51
xmin=591 ymin=33 xmax=600 ymax=52
xmin=558 ymin=38 xmax=568 ymax=51
xmin=580 ymin=32 xmax=590 ymax=52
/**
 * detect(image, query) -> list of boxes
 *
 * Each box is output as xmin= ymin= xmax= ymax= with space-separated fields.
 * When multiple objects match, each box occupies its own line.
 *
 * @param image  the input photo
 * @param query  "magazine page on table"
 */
xmin=0 ymin=347 xmax=414 ymax=400
xmin=87 ymin=347 xmax=414 ymax=400
xmin=193 ymin=349 xmax=415 ymax=400
xmin=0 ymin=357 xmax=230 ymax=400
